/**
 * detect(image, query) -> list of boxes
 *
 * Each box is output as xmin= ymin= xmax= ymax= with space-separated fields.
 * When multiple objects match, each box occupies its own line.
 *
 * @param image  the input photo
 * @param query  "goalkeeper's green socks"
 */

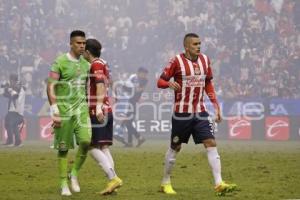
xmin=71 ymin=141 xmax=89 ymax=177
xmin=58 ymin=150 xmax=68 ymax=187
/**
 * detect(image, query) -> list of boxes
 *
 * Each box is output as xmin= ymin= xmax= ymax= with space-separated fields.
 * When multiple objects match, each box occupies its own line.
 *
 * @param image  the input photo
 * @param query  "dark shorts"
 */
xmin=90 ymin=112 xmax=113 ymax=146
xmin=5 ymin=112 xmax=24 ymax=129
xmin=171 ymin=111 xmax=215 ymax=146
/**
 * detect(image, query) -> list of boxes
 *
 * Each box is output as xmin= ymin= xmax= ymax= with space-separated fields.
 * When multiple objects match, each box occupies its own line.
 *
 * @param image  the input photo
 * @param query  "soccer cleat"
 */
xmin=3 ymin=142 xmax=13 ymax=146
xmin=70 ymin=175 xmax=80 ymax=192
xmin=100 ymin=177 xmax=123 ymax=195
xmin=5 ymin=143 xmax=15 ymax=147
xmin=114 ymin=135 xmax=127 ymax=145
xmin=215 ymin=181 xmax=237 ymax=196
xmin=124 ymin=143 xmax=133 ymax=148
xmin=61 ymin=185 xmax=72 ymax=196
xmin=15 ymin=143 xmax=23 ymax=147
xmin=136 ymin=138 xmax=146 ymax=147
xmin=160 ymin=183 xmax=177 ymax=194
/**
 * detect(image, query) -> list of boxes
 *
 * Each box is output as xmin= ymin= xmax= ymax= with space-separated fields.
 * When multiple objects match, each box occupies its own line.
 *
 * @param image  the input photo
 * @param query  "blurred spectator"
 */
xmin=2 ymin=74 xmax=25 ymax=147
xmin=0 ymin=0 xmax=299 ymax=100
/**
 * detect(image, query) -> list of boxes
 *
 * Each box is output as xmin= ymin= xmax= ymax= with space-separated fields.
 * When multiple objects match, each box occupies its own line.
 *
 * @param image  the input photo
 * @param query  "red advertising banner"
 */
xmin=228 ymin=118 xmax=252 ymax=140
xmin=39 ymin=117 xmax=54 ymax=141
xmin=265 ymin=117 xmax=289 ymax=141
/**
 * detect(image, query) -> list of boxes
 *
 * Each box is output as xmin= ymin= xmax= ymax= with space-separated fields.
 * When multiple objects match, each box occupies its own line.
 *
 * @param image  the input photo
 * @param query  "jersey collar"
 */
xmin=66 ymin=52 xmax=80 ymax=62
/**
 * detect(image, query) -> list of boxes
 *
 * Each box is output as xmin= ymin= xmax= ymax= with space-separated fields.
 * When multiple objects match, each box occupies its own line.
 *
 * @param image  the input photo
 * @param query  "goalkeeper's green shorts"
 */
xmin=53 ymin=110 xmax=91 ymax=151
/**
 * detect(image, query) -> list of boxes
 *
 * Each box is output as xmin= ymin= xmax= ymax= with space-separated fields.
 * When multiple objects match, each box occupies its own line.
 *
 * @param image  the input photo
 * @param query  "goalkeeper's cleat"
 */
xmin=160 ymin=183 xmax=177 ymax=194
xmin=61 ymin=185 xmax=72 ymax=196
xmin=70 ymin=175 xmax=80 ymax=193
xmin=215 ymin=181 xmax=237 ymax=196
xmin=100 ymin=177 xmax=123 ymax=195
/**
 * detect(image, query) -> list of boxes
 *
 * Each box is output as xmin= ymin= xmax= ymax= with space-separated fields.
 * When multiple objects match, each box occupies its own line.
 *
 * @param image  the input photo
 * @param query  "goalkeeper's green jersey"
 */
xmin=49 ymin=53 xmax=90 ymax=116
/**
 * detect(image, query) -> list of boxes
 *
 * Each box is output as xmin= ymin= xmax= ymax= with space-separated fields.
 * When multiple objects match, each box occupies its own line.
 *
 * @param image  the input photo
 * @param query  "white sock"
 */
xmin=206 ymin=147 xmax=222 ymax=186
xmin=162 ymin=148 xmax=177 ymax=184
xmin=102 ymin=148 xmax=115 ymax=169
xmin=90 ymin=148 xmax=116 ymax=180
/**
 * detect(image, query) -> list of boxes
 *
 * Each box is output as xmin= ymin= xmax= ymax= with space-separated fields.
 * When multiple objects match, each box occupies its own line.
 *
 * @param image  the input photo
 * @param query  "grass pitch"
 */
xmin=0 ymin=139 xmax=299 ymax=200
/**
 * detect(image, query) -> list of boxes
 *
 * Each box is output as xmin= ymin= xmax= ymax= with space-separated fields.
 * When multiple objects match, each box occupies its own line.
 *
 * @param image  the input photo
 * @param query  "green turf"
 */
xmin=0 ymin=140 xmax=299 ymax=200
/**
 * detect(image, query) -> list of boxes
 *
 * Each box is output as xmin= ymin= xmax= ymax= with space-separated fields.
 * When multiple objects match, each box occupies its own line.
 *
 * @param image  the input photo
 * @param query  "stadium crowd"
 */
xmin=0 ymin=0 xmax=299 ymax=99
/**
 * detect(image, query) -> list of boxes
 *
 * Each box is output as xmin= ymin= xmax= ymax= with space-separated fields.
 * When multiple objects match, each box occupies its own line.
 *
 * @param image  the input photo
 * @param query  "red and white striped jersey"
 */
xmin=159 ymin=53 xmax=215 ymax=113
xmin=88 ymin=58 xmax=112 ymax=114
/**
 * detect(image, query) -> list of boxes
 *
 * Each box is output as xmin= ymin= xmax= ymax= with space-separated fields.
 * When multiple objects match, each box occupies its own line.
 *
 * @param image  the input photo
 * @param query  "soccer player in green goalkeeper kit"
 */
xmin=47 ymin=30 xmax=91 ymax=196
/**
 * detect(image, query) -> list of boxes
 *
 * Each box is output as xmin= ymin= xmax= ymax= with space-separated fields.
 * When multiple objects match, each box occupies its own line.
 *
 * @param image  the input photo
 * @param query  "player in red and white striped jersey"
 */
xmin=157 ymin=33 xmax=237 ymax=196
xmin=84 ymin=38 xmax=122 ymax=195
xmin=158 ymin=46 xmax=219 ymax=114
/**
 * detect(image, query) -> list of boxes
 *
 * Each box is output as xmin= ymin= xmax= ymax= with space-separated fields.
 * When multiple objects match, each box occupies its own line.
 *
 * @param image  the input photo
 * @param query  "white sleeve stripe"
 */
xmin=186 ymin=60 xmax=195 ymax=113
xmin=197 ymin=57 xmax=206 ymax=112
xmin=176 ymin=54 xmax=186 ymax=113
